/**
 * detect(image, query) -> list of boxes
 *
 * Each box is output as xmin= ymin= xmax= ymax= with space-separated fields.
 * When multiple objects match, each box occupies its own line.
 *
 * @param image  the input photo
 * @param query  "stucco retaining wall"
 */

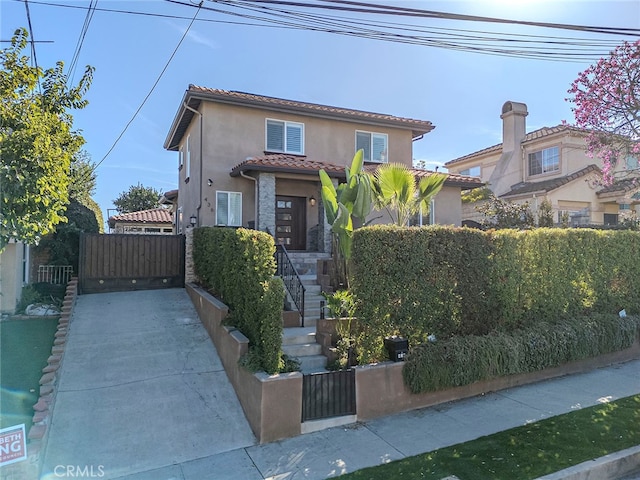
xmin=355 ymin=338 xmax=640 ymax=421
xmin=186 ymin=283 xmax=302 ymax=443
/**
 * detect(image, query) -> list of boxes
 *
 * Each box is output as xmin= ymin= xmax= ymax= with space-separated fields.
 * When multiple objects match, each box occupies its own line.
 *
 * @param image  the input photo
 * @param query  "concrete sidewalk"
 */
xmin=41 ymin=288 xmax=640 ymax=480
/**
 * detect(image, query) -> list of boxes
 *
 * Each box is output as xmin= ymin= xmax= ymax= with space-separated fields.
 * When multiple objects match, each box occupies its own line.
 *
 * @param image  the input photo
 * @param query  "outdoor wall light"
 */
xmin=309 ymin=196 xmax=316 ymax=206
xmin=207 ymin=178 xmax=213 ymax=186
xmin=189 ymin=215 xmax=197 ymax=227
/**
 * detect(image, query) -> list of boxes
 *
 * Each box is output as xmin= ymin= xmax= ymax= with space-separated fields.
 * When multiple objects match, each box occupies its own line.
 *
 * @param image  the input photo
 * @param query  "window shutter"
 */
xmin=356 ymin=132 xmax=371 ymax=161
xmin=267 ymin=120 xmax=284 ymax=151
xmin=286 ymin=123 xmax=303 ymax=154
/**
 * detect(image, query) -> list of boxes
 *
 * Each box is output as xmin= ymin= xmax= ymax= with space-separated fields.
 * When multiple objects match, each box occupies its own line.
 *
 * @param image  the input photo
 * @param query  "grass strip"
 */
xmin=341 ymin=394 xmax=640 ymax=479
xmin=0 ymin=317 xmax=59 ymax=430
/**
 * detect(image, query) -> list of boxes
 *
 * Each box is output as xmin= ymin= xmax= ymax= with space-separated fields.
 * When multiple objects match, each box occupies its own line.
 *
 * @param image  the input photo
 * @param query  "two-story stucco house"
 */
xmin=163 ymin=86 xmax=481 ymax=252
xmin=445 ymin=101 xmax=640 ymax=226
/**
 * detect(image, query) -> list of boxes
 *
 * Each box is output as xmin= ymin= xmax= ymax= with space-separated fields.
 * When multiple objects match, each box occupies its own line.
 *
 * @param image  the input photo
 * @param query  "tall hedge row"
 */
xmin=193 ymin=227 xmax=284 ymax=374
xmin=350 ymin=226 xmax=640 ymax=363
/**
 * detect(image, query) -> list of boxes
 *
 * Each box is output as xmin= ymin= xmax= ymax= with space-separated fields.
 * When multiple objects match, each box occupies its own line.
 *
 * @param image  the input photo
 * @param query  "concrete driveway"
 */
xmin=40 ymin=288 xmax=256 ymax=479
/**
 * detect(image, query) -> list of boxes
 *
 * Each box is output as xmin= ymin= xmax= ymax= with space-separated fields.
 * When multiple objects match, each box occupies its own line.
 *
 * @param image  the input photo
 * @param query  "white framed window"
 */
xmin=178 ymin=145 xmax=184 ymax=170
xmin=22 ymin=243 xmax=29 ymax=285
xmin=177 ymin=206 xmax=183 ymax=233
xmin=356 ymin=131 xmax=388 ymax=163
xmin=528 ymin=146 xmax=559 ymax=176
xmin=625 ymin=155 xmax=639 ymax=170
xmin=185 ymin=135 xmax=191 ymax=180
xmin=216 ymin=191 xmax=242 ymax=227
xmin=460 ymin=165 xmax=481 ymax=177
xmin=266 ymin=119 xmax=304 ymax=154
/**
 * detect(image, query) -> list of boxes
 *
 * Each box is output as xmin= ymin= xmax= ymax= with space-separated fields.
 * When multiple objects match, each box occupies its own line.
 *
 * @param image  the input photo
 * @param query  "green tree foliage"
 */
xmin=68 ymin=149 xmax=97 ymax=203
xmin=0 ymin=28 xmax=94 ymax=248
xmin=371 ymin=163 xmax=446 ymax=226
xmin=113 ymin=183 xmax=162 ymax=214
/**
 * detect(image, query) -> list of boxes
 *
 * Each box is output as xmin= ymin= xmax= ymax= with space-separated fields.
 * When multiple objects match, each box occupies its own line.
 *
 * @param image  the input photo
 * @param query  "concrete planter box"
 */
xmin=186 ymin=283 xmax=302 ymax=443
xmin=355 ymin=339 xmax=640 ymax=421
xmin=187 ymin=282 xmax=640 ymax=441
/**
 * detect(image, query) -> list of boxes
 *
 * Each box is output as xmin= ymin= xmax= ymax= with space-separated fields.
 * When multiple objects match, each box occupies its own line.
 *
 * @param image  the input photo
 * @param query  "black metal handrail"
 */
xmin=275 ymin=244 xmax=306 ymax=327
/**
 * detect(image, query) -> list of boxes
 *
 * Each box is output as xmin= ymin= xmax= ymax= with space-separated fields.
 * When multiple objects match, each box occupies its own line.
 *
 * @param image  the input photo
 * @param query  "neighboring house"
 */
xmin=445 ymin=101 xmax=640 ymax=226
xmin=163 ymin=86 xmax=482 ymax=251
xmin=108 ymin=208 xmax=174 ymax=234
xmin=0 ymin=241 xmax=29 ymax=314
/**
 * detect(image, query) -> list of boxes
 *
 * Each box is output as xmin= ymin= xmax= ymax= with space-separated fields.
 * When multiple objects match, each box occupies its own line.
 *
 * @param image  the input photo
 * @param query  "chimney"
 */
xmin=501 ymin=101 xmax=528 ymax=152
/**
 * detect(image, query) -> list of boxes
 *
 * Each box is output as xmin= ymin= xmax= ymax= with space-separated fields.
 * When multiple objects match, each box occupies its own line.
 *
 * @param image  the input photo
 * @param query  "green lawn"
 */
xmin=0 ymin=317 xmax=59 ymax=431
xmin=341 ymin=394 xmax=640 ymax=480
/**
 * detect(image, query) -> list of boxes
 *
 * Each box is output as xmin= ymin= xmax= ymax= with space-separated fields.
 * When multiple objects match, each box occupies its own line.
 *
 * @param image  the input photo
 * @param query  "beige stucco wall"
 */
xmin=175 ymin=101 xmax=417 ymax=231
xmin=0 ymin=242 xmax=25 ymax=314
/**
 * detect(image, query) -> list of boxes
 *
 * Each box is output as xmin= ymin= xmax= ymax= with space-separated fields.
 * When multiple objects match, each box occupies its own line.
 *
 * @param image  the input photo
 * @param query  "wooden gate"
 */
xmin=302 ymin=369 xmax=356 ymax=422
xmin=79 ymin=233 xmax=185 ymax=294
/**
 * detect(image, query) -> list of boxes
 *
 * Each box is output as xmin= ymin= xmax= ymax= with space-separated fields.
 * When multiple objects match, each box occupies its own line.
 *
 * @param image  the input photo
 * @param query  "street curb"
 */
xmin=536 ymin=445 xmax=640 ymax=480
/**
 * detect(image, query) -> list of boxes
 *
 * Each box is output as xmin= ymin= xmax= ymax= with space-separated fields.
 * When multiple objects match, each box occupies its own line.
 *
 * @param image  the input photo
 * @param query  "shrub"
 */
xmin=403 ymin=314 xmax=640 ymax=393
xmin=193 ymin=227 xmax=285 ymax=374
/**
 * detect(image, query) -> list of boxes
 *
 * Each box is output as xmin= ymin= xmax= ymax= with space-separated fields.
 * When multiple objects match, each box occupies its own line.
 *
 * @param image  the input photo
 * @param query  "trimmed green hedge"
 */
xmin=350 ymin=226 xmax=640 ymax=364
xmin=193 ymin=227 xmax=284 ymax=374
xmin=403 ymin=314 xmax=640 ymax=393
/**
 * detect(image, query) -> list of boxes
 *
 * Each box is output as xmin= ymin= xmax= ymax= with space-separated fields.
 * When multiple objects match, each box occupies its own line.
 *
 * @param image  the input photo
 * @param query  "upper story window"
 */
xmin=266 ymin=119 xmax=304 ymax=154
xmin=460 ymin=165 xmax=481 ymax=177
xmin=178 ymin=145 xmax=184 ymax=170
xmin=625 ymin=155 xmax=639 ymax=170
xmin=356 ymin=131 xmax=388 ymax=163
xmin=528 ymin=146 xmax=559 ymax=176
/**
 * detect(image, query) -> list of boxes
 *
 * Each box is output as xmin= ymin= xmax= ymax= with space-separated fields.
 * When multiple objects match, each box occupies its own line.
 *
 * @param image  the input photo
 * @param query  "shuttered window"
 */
xmin=216 ymin=191 xmax=242 ymax=227
xmin=266 ymin=119 xmax=304 ymax=154
xmin=356 ymin=130 xmax=388 ymax=162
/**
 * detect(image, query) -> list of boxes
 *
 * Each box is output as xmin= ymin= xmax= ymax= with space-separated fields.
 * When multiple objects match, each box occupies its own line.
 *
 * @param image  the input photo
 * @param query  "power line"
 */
xmin=85 ymin=1 xmax=203 ymax=178
xmin=23 ymin=0 xmax=42 ymax=92
xmin=68 ymin=0 xmax=98 ymax=86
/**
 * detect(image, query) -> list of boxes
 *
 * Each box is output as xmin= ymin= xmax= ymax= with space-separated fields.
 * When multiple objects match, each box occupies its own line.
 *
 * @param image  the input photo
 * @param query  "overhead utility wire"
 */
xmin=213 ymin=0 xmax=615 ymax=56
xmin=23 ymin=0 xmax=42 ymax=92
xmin=68 ymin=0 xmax=98 ymax=85
xmin=190 ymin=0 xmax=622 ymax=61
xmin=85 ymin=1 xmax=203 ymax=178
xmin=237 ymin=0 xmax=640 ymax=36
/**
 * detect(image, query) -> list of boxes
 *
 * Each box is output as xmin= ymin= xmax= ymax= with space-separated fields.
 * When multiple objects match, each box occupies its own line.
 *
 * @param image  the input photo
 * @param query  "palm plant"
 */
xmin=371 ymin=163 xmax=447 ymax=227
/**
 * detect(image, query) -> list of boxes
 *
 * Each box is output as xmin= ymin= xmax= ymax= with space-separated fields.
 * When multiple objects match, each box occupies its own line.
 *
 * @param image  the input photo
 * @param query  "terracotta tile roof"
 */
xmin=501 ymin=164 xmax=600 ymax=198
xmin=597 ymin=177 xmax=640 ymax=196
xmin=108 ymin=208 xmax=173 ymax=227
xmin=165 ymin=86 xmax=434 ymax=150
xmin=410 ymin=168 xmax=484 ymax=189
xmin=445 ymin=125 xmax=588 ymax=167
xmin=230 ymin=154 xmax=346 ymax=177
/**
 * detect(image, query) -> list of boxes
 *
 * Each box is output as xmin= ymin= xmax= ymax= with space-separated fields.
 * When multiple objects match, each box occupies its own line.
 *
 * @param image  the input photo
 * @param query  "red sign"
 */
xmin=0 ymin=424 xmax=27 ymax=467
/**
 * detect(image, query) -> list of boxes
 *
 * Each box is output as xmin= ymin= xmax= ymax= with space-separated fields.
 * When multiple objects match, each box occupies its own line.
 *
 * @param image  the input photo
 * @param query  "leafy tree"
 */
xmin=371 ymin=163 xmax=446 ymax=227
xmin=567 ymin=40 xmax=640 ymax=185
xmin=0 ymin=28 xmax=94 ymax=248
xmin=69 ymin=149 xmax=97 ymax=203
xmin=113 ymin=183 xmax=162 ymax=214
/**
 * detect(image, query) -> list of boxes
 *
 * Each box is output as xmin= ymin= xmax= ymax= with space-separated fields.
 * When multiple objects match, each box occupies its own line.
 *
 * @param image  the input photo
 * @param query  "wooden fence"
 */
xmin=78 ymin=233 xmax=185 ymax=294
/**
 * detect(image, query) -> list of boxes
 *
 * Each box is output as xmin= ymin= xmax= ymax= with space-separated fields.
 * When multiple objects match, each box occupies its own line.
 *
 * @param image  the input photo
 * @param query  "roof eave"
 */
xmin=230 ymin=164 xmax=344 ymax=178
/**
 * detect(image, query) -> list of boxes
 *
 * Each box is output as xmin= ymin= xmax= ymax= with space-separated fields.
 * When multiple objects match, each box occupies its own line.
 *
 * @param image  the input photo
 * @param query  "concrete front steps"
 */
xmin=281 ymin=253 xmax=331 ymax=373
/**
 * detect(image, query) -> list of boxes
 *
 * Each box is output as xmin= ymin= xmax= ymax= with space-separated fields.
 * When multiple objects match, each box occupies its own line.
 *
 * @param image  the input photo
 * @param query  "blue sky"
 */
xmin=2 ymin=0 xmax=638 ymax=224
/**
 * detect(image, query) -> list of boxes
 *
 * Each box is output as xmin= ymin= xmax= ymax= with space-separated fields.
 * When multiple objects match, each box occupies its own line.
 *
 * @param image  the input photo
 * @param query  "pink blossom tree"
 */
xmin=567 ymin=40 xmax=640 ymax=185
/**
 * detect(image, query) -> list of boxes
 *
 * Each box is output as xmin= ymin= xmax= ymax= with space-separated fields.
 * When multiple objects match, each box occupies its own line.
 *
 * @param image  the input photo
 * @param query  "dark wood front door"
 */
xmin=276 ymin=196 xmax=306 ymax=250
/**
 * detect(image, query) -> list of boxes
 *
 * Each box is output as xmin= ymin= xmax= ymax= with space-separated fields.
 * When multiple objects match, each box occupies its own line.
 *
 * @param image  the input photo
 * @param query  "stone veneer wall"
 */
xmin=257 ymin=173 xmax=276 ymax=235
xmin=184 ymin=227 xmax=197 ymax=284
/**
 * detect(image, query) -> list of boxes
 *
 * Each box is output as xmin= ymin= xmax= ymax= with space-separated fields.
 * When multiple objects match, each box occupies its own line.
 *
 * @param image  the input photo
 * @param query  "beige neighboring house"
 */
xmin=108 ymin=208 xmax=174 ymax=234
xmin=445 ymin=101 xmax=640 ymax=226
xmin=0 ymin=241 xmax=29 ymax=314
xmin=163 ymin=86 xmax=481 ymax=252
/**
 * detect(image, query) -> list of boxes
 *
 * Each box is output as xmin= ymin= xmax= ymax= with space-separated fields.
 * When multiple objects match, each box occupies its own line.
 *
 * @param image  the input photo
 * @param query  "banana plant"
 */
xmin=319 ymin=149 xmax=373 ymax=260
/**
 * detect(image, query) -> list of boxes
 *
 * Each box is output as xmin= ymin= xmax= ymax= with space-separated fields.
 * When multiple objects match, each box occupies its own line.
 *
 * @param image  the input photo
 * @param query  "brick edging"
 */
xmin=22 ymin=277 xmax=78 ymax=479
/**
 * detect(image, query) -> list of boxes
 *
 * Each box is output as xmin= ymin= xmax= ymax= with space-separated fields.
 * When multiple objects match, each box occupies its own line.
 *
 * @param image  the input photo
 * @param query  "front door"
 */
xmin=276 ymin=196 xmax=306 ymax=250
